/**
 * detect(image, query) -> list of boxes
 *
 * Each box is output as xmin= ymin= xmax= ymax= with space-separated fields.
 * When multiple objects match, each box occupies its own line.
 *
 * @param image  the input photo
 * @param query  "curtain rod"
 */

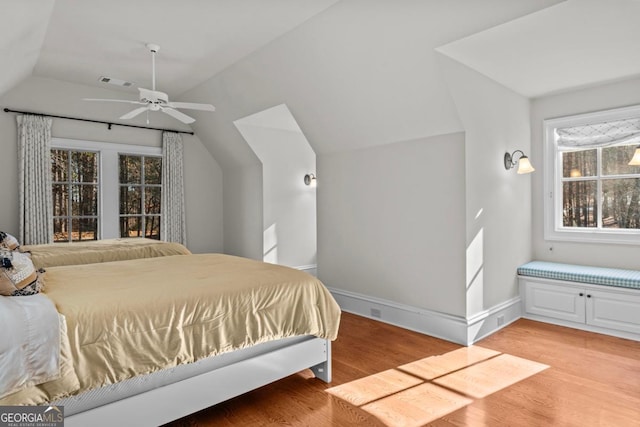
xmin=2 ymin=107 xmax=194 ymax=135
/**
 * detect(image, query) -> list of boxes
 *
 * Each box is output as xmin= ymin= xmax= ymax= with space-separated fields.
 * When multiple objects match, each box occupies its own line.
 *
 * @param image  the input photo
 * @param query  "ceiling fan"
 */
xmin=84 ymin=43 xmax=215 ymax=124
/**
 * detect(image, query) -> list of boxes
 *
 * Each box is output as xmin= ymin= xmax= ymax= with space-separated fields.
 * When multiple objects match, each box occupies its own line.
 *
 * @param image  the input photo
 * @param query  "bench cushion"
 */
xmin=518 ymin=261 xmax=640 ymax=290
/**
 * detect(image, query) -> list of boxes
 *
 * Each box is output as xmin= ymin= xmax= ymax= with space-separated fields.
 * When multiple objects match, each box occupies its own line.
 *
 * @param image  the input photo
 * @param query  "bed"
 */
xmin=21 ymin=237 xmax=192 ymax=269
xmin=0 ymin=239 xmax=340 ymax=427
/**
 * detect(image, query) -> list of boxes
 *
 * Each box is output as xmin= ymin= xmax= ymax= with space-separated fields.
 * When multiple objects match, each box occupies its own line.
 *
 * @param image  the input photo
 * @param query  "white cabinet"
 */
xmin=520 ymin=277 xmax=640 ymax=341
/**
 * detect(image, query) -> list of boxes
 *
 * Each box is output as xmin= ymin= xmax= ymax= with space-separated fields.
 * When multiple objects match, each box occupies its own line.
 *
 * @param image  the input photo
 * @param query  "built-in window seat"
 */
xmin=517 ymin=261 xmax=640 ymax=342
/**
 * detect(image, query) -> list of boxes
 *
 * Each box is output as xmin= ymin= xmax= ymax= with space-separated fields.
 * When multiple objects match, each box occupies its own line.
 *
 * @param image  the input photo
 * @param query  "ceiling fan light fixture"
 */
xmin=84 ymin=43 xmax=215 ymax=124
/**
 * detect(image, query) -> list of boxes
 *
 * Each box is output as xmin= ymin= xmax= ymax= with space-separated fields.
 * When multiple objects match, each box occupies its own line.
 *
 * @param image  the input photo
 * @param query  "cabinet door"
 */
xmin=525 ymin=281 xmax=585 ymax=323
xmin=586 ymin=289 xmax=640 ymax=334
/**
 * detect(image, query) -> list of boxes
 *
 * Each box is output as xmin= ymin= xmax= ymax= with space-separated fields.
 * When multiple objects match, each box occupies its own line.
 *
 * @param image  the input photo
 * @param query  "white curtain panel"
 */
xmin=161 ymin=132 xmax=187 ymax=245
xmin=17 ymin=114 xmax=53 ymax=245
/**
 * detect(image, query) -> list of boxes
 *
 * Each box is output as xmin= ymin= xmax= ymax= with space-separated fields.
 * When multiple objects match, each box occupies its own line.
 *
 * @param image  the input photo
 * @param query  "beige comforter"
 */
xmin=21 ymin=238 xmax=191 ymax=269
xmin=2 ymin=254 xmax=340 ymax=405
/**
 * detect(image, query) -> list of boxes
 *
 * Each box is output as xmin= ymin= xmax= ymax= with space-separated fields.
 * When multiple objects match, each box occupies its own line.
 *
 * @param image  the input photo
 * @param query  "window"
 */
xmin=51 ymin=149 xmax=99 ymax=242
xmin=119 ymin=155 xmax=162 ymax=239
xmin=50 ymin=138 xmax=162 ymax=242
xmin=544 ymin=105 xmax=640 ymax=244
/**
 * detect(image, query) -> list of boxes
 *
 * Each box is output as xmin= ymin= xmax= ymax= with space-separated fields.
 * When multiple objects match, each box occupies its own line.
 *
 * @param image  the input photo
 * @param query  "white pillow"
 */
xmin=0 ymin=232 xmax=20 ymax=251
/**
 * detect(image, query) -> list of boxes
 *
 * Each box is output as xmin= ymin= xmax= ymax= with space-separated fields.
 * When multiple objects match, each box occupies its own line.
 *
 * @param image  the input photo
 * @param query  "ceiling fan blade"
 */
xmin=167 ymin=102 xmax=216 ymax=112
xmin=84 ymin=98 xmax=145 ymax=105
xmin=160 ymin=107 xmax=195 ymax=124
xmin=120 ymin=106 xmax=150 ymax=120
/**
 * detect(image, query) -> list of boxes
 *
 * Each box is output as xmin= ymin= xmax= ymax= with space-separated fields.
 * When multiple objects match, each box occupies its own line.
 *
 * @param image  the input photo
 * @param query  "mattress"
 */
xmin=4 ymin=253 xmax=340 ymax=406
xmin=21 ymin=238 xmax=191 ymax=268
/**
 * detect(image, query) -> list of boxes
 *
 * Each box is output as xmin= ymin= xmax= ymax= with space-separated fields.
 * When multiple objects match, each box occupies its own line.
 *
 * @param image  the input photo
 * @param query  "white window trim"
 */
xmin=543 ymin=104 xmax=640 ymax=245
xmin=51 ymin=138 xmax=161 ymax=240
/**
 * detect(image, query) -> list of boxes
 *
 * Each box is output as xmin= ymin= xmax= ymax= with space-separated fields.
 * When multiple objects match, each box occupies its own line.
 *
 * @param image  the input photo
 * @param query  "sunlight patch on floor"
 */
xmin=326 ymin=345 xmax=549 ymax=427
xmin=398 ymin=346 xmax=500 ymax=380
xmin=361 ymin=382 xmax=473 ymax=426
xmin=433 ymin=353 xmax=549 ymax=399
xmin=326 ymin=368 xmax=423 ymax=406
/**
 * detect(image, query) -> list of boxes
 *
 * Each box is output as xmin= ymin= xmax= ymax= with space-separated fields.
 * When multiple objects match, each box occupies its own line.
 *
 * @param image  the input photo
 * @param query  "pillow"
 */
xmin=0 ymin=251 xmax=45 ymax=296
xmin=0 ymin=231 xmax=20 ymax=251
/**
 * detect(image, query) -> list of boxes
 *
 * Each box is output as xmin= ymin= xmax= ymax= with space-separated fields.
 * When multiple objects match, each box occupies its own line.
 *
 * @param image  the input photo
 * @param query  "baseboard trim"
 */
xmin=295 ymin=264 xmax=317 ymax=277
xmin=328 ymin=287 xmax=522 ymax=345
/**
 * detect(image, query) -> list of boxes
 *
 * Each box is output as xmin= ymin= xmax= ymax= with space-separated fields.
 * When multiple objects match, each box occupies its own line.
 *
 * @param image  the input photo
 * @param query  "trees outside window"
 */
xmin=51 ymin=149 xmax=99 ymax=242
xmin=51 ymin=139 xmax=163 ymax=243
xmin=545 ymin=105 xmax=640 ymax=244
xmin=119 ymin=155 xmax=162 ymax=239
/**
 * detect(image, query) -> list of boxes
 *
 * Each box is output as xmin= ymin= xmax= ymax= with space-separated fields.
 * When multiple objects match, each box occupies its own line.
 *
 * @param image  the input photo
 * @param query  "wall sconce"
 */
xmin=628 ymin=146 xmax=640 ymax=166
xmin=504 ymin=150 xmax=535 ymax=174
xmin=304 ymin=173 xmax=317 ymax=186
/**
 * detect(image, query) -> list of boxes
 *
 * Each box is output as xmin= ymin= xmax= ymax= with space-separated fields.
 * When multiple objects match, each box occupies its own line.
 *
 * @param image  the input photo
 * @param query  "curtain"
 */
xmin=557 ymin=117 xmax=640 ymax=151
xmin=17 ymin=114 xmax=53 ymax=245
xmin=161 ymin=132 xmax=187 ymax=245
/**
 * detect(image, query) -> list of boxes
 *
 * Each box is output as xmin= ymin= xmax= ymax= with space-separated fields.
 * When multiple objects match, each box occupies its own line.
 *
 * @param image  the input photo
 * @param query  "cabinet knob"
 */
xmin=579 ymin=293 xmax=584 ymax=297
xmin=587 ymin=294 xmax=592 ymax=298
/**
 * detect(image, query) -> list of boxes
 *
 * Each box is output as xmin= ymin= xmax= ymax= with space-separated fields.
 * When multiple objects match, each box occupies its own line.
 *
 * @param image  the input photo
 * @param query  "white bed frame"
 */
xmin=65 ymin=337 xmax=331 ymax=427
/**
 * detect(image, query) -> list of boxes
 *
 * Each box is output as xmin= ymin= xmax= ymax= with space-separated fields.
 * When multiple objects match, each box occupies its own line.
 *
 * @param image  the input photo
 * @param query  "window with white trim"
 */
xmin=51 ymin=149 xmax=100 ymax=242
xmin=544 ymin=105 xmax=640 ymax=244
xmin=50 ymin=138 xmax=162 ymax=242
xmin=118 ymin=154 xmax=162 ymax=239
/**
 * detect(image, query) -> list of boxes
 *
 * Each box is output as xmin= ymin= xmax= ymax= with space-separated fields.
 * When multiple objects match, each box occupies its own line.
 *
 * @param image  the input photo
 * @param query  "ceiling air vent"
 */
xmin=98 ymin=76 xmax=133 ymax=87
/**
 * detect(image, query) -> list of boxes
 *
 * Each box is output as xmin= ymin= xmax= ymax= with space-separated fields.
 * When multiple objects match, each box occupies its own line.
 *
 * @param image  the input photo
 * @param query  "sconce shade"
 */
xmin=304 ymin=173 xmax=317 ymax=186
xmin=504 ymin=150 xmax=535 ymax=174
xmin=516 ymin=156 xmax=535 ymax=174
xmin=629 ymin=147 xmax=640 ymax=166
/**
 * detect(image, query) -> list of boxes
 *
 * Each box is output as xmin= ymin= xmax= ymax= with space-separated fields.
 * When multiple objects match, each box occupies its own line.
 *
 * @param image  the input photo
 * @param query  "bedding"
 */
xmin=0 ymin=294 xmax=79 ymax=401
xmin=0 ymin=231 xmax=20 ymax=251
xmin=21 ymin=238 xmax=191 ymax=269
xmin=0 ymin=251 xmax=44 ymax=296
xmin=1 ymin=253 xmax=340 ymax=405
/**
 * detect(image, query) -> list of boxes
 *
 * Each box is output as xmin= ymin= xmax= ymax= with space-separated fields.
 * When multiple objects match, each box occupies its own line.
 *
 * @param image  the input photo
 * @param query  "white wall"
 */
xmin=235 ymin=106 xmax=317 ymax=269
xmin=318 ymin=133 xmax=467 ymax=316
xmin=438 ymin=56 xmax=533 ymax=316
xmin=179 ymin=1 xmax=558 ymax=261
xmin=0 ymin=76 xmax=223 ymax=253
xmin=531 ymin=77 xmax=640 ymax=269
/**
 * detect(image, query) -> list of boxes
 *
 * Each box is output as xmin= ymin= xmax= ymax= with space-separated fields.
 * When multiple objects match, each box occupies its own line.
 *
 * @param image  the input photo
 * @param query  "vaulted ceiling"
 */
xmin=2 ymin=0 xmax=640 ymax=162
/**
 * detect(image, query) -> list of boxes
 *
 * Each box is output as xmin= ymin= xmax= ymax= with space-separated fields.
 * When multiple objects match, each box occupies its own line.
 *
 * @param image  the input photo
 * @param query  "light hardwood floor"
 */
xmin=166 ymin=312 xmax=640 ymax=426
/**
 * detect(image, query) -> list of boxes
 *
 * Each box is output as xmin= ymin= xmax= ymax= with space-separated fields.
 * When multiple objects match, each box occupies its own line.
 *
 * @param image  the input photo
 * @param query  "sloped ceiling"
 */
xmin=0 ymin=0 xmax=54 ymax=96
xmin=0 ymin=0 xmax=339 ymax=100
xmin=436 ymin=0 xmax=640 ymax=98
xmin=3 ymin=0 xmax=640 ymax=163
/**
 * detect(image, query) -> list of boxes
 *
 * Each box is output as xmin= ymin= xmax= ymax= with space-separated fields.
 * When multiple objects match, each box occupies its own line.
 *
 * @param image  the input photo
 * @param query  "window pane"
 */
xmin=79 ymin=218 xmax=98 ymax=241
xmin=120 ymin=216 xmax=142 ymax=238
xmin=145 ymin=157 xmax=162 ymax=185
xmin=120 ymin=186 xmax=141 ymax=215
xmin=602 ymin=178 xmax=640 ymax=229
xmin=602 ymin=145 xmax=640 ymax=176
xmin=562 ymin=180 xmax=597 ymax=227
xmin=71 ymin=185 xmax=98 ymax=216
xmin=53 ymin=218 xmax=69 ymax=242
xmin=562 ymin=149 xmax=597 ymax=178
xmin=51 ymin=150 xmax=68 ymax=182
xmin=145 ymin=216 xmax=161 ymax=240
xmin=145 ymin=187 xmax=161 ymax=214
xmin=71 ymin=152 xmax=97 ymax=183
xmin=119 ymin=155 xmax=141 ymax=184
xmin=52 ymin=184 xmax=68 ymax=217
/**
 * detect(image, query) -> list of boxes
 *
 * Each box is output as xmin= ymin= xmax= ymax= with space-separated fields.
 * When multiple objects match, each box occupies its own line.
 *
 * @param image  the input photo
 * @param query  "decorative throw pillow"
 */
xmin=0 ymin=251 xmax=45 ymax=296
xmin=0 ymin=231 xmax=20 ymax=251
